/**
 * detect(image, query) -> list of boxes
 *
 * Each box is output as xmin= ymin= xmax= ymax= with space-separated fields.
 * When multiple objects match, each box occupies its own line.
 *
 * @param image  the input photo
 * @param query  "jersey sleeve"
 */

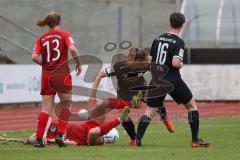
xmin=33 ymin=38 xmax=41 ymax=55
xmin=173 ymin=41 xmax=185 ymax=61
xmin=105 ymin=66 xmax=116 ymax=77
xmin=65 ymin=32 xmax=75 ymax=47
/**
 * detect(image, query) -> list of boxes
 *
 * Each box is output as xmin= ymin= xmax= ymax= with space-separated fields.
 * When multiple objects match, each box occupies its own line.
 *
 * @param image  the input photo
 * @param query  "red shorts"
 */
xmin=65 ymin=120 xmax=100 ymax=145
xmin=107 ymin=98 xmax=131 ymax=109
xmin=41 ymin=71 xmax=72 ymax=95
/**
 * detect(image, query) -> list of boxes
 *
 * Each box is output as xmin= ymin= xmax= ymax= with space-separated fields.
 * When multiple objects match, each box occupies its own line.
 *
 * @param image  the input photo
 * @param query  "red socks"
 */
xmin=36 ymin=112 xmax=49 ymax=138
xmin=57 ymin=108 xmax=70 ymax=135
xmin=99 ymin=118 xmax=120 ymax=136
xmin=107 ymin=98 xmax=131 ymax=109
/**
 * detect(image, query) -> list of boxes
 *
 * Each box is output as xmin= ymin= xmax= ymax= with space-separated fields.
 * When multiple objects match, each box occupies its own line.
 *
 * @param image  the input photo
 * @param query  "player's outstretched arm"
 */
xmin=63 ymin=140 xmax=77 ymax=145
xmin=42 ymin=117 xmax=52 ymax=145
xmin=89 ymin=70 xmax=107 ymax=106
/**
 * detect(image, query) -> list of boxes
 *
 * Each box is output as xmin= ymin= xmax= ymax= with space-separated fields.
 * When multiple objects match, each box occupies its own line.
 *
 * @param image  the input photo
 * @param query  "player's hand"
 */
xmin=75 ymin=64 xmax=81 ymax=76
xmin=42 ymin=135 xmax=48 ymax=145
xmin=88 ymin=97 xmax=97 ymax=108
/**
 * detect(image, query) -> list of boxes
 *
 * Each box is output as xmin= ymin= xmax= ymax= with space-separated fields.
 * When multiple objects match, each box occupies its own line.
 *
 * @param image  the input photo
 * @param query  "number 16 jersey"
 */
xmin=150 ymin=32 xmax=185 ymax=82
xmin=33 ymin=29 xmax=75 ymax=72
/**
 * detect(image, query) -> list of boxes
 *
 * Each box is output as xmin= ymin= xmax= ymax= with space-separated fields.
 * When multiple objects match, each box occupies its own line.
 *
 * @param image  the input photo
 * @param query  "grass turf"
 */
xmin=0 ymin=117 xmax=240 ymax=160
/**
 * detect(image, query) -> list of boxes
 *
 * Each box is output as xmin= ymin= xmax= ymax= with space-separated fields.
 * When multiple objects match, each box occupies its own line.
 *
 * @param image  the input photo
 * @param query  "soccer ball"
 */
xmin=77 ymin=109 xmax=89 ymax=120
xmin=103 ymin=128 xmax=119 ymax=144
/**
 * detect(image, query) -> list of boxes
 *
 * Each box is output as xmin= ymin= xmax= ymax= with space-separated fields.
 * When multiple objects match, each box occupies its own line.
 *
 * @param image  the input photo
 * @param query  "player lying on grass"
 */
xmin=87 ymin=48 xmax=175 ymax=146
xmin=135 ymin=12 xmax=210 ymax=148
xmin=26 ymin=107 xmax=130 ymax=146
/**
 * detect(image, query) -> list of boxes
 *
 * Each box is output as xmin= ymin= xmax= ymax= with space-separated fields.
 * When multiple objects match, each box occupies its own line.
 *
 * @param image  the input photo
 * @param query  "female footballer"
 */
xmin=87 ymin=48 xmax=174 ymax=146
xmin=26 ymin=107 xmax=130 ymax=146
xmin=32 ymin=11 xmax=81 ymax=147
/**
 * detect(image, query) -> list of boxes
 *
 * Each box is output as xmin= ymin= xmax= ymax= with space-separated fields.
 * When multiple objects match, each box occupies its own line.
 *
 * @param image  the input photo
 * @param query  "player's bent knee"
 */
xmin=145 ymin=106 xmax=158 ymax=118
xmin=184 ymin=98 xmax=197 ymax=111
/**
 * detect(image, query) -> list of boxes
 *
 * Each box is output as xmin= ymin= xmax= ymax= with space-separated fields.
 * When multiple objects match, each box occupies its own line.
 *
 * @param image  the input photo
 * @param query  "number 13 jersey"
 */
xmin=33 ymin=29 xmax=75 ymax=72
xmin=150 ymin=32 xmax=185 ymax=82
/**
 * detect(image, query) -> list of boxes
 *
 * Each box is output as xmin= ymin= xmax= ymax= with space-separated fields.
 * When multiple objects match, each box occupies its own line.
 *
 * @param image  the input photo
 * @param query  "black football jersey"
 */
xmin=150 ymin=32 xmax=185 ymax=81
xmin=105 ymin=61 xmax=149 ymax=100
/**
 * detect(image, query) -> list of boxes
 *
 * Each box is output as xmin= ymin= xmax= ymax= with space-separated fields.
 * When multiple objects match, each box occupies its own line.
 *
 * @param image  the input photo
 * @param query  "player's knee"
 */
xmin=140 ymin=114 xmax=152 ymax=123
xmin=59 ymin=100 xmax=72 ymax=108
xmin=184 ymin=98 xmax=197 ymax=111
xmin=145 ymin=106 xmax=157 ymax=118
xmin=96 ymin=99 xmax=105 ymax=107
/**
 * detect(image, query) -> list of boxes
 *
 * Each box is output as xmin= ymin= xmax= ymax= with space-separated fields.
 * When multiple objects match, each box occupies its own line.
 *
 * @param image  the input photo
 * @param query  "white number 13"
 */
xmin=43 ymin=39 xmax=61 ymax=62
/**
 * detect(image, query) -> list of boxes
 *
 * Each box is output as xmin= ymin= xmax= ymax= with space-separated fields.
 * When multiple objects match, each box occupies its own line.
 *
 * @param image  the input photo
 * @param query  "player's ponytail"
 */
xmin=37 ymin=11 xmax=61 ymax=28
xmin=127 ymin=48 xmax=149 ymax=68
xmin=127 ymin=48 xmax=138 ymax=63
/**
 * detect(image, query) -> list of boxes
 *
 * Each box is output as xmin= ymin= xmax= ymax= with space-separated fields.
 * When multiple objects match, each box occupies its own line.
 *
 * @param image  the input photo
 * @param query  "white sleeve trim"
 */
xmin=173 ymin=55 xmax=183 ymax=61
xmin=105 ymin=66 xmax=115 ymax=77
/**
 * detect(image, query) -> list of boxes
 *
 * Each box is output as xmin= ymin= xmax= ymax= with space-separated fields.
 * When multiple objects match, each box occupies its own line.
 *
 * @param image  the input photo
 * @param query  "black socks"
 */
xmin=157 ymin=106 xmax=168 ymax=121
xmin=188 ymin=110 xmax=199 ymax=142
xmin=122 ymin=118 xmax=136 ymax=140
xmin=136 ymin=115 xmax=152 ymax=142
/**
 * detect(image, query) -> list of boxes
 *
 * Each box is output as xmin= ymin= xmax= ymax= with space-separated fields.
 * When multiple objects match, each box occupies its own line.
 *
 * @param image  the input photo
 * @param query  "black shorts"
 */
xmin=147 ymin=78 xmax=193 ymax=107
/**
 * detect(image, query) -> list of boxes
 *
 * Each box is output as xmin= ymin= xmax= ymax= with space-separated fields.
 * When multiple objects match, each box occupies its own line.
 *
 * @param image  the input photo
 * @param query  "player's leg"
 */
xmin=35 ymin=95 xmax=54 ymax=147
xmin=55 ymin=93 xmax=72 ymax=147
xmin=157 ymin=106 xmax=175 ymax=133
xmin=170 ymin=79 xmax=210 ymax=147
xmin=183 ymin=98 xmax=210 ymax=147
xmin=135 ymin=106 xmax=157 ymax=146
xmin=70 ymin=93 xmax=143 ymax=121
xmin=136 ymin=94 xmax=166 ymax=146
xmin=87 ymin=107 xmax=130 ymax=145
xmin=122 ymin=118 xmax=137 ymax=146
xmin=107 ymin=98 xmax=138 ymax=144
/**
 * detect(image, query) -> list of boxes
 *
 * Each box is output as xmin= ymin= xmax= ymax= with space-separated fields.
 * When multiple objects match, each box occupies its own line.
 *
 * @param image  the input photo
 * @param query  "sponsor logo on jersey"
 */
xmin=50 ymin=125 xmax=57 ymax=133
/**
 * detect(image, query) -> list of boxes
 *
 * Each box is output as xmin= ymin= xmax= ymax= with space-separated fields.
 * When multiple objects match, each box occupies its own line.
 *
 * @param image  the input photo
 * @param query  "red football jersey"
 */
xmin=47 ymin=120 xmax=100 ymax=145
xmin=33 ymin=29 xmax=75 ymax=71
xmin=47 ymin=121 xmax=58 ymax=139
xmin=65 ymin=120 xmax=100 ymax=145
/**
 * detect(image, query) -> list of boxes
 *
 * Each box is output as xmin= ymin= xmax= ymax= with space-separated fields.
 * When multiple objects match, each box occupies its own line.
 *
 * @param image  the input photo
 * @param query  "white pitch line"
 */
xmin=216 ymin=0 xmax=225 ymax=46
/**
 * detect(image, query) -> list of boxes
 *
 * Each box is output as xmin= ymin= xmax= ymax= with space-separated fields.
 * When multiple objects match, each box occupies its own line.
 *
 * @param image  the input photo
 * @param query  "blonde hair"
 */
xmin=127 ymin=48 xmax=149 ymax=68
xmin=127 ymin=48 xmax=149 ymax=62
xmin=37 ymin=11 xmax=61 ymax=28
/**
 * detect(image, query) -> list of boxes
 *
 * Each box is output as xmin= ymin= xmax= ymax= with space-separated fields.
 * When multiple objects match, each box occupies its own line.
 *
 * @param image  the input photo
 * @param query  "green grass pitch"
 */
xmin=0 ymin=117 xmax=240 ymax=160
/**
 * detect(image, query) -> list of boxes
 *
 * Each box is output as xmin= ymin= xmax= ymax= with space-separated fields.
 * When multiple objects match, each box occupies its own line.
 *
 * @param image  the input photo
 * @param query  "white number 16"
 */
xmin=156 ymin=42 xmax=169 ymax=65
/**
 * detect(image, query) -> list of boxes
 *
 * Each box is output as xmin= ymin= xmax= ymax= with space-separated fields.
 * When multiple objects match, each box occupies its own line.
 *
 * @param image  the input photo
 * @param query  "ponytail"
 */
xmin=127 ymin=48 xmax=149 ymax=68
xmin=37 ymin=11 xmax=61 ymax=28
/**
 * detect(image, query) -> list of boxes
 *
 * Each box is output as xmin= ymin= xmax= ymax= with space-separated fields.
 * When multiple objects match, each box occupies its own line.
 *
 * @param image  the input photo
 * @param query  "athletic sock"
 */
xmin=188 ymin=110 xmax=199 ymax=142
xmin=136 ymin=115 xmax=151 ymax=141
xmin=157 ymin=106 xmax=168 ymax=121
xmin=57 ymin=108 xmax=70 ymax=135
xmin=99 ymin=118 xmax=120 ymax=136
xmin=36 ymin=112 xmax=49 ymax=138
xmin=122 ymin=119 xmax=136 ymax=140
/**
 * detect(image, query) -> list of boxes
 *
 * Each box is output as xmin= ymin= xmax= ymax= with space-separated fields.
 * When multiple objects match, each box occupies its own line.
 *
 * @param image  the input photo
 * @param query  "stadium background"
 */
xmin=1 ymin=0 xmax=240 ymax=104
xmin=0 ymin=0 xmax=240 ymax=159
